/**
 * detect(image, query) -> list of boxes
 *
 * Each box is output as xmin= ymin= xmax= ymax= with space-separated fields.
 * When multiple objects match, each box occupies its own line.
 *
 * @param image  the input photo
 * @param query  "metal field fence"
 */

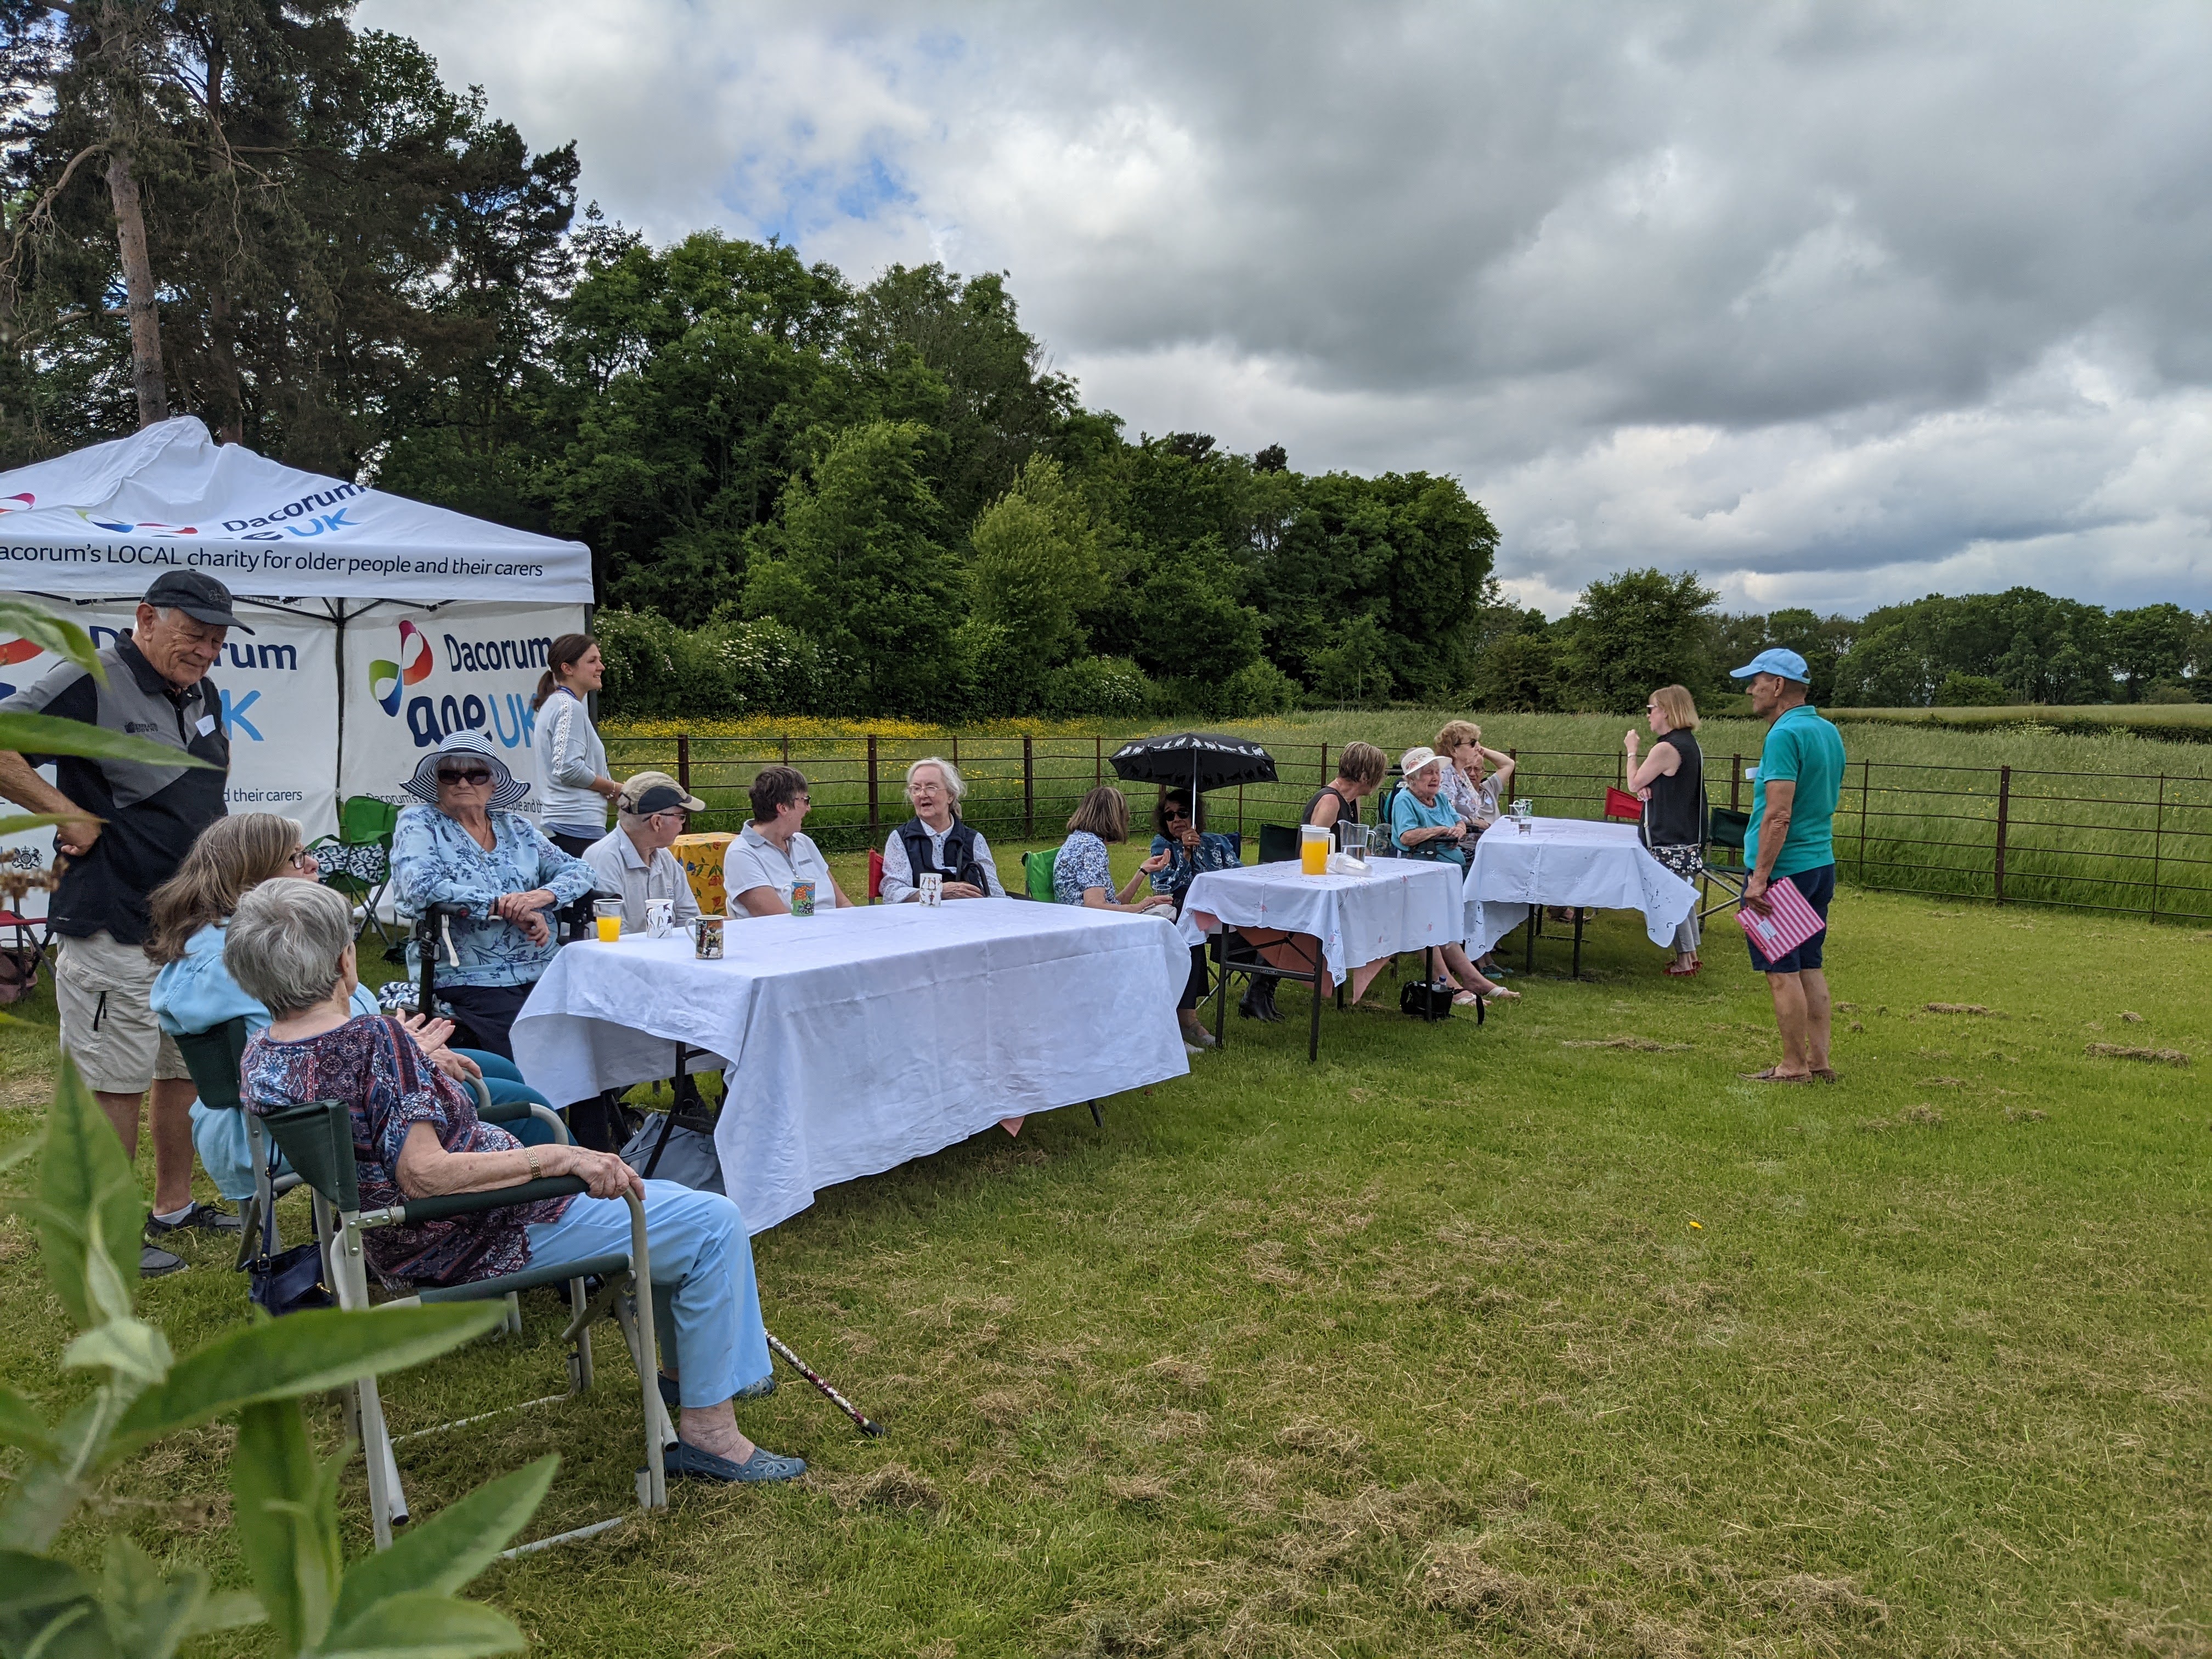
xmin=602 ymin=732 xmax=2212 ymax=924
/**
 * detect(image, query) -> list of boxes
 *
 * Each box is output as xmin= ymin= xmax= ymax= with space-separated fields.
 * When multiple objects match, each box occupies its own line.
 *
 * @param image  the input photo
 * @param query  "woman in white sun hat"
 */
xmin=388 ymin=729 xmax=597 ymax=1059
xmin=1386 ymin=746 xmax=1519 ymax=1005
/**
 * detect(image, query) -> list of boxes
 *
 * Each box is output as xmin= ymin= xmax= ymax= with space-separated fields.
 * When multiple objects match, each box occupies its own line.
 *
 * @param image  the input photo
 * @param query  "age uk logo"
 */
xmin=369 ymin=620 xmax=432 ymax=714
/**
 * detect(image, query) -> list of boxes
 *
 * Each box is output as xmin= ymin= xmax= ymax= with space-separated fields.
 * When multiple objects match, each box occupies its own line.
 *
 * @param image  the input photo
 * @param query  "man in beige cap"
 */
xmin=582 ymin=771 xmax=706 ymax=933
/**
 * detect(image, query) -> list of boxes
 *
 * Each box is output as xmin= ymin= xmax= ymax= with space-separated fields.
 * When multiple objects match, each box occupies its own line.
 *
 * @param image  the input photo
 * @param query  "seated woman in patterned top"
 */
xmin=1148 ymin=787 xmax=1239 ymax=1050
xmin=388 ymin=729 xmax=597 ymax=1060
xmin=230 ymin=879 xmax=804 ymax=1485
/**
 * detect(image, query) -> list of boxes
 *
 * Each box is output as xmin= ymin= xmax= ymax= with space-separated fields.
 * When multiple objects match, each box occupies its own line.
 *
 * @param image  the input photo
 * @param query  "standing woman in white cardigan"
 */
xmin=533 ymin=634 xmax=620 ymax=857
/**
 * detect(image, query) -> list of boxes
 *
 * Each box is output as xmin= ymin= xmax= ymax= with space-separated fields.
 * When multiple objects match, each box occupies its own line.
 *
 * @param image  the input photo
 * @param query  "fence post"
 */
xmin=1858 ymin=757 xmax=1869 ymax=879
xmin=1094 ymin=736 xmax=1102 ymax=788
xmin=1023 ymin=735 xmax=1035 ymax=837
xmin=2152 ymin=774 xmax=2165 ymax=922
xmin=676 ymin=733 xmax=690 ymax=797
xmin=1993 ymin=764 xmax=2010 ymax=904
xmin=780 ymin=734 xmax=789 ymax=766
xmin=1321 ymin=742 xmax=1330 ymax=785
xmin=1730 ymin=754 xmax=1741 ymax=815
xmin=866 ymin=736 xmax=879 ymax=837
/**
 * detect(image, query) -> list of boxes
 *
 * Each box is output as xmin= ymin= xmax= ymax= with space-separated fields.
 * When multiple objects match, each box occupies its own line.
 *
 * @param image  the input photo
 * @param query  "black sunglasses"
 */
xmin=439 ymin=768 xmax=493 ymax=786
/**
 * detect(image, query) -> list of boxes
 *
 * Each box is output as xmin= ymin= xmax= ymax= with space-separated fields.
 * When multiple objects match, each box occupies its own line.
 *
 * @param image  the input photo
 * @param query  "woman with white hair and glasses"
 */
xmin=388 ymin=729 xmax=596 ymax=1059
xmin=879 ymin=755 xmax=1004 ymax=901
xmin=230 ymin=879 xmax=804 ymax=1484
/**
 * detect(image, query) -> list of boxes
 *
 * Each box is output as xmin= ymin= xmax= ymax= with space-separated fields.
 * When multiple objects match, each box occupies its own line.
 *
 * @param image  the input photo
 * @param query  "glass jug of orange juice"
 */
xmin=1299 ymin=823 xmax=1330 ymax=876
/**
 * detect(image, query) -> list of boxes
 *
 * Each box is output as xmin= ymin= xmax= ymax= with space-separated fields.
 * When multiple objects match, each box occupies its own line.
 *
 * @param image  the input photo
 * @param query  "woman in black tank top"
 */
xmin=1301 ymin=740 xmax=1389 ymax=849
xmin=1625 ymin=685 xmax=1707 ymax=975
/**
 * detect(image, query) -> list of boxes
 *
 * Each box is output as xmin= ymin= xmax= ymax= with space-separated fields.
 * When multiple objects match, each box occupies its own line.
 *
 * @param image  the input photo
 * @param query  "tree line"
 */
xmin=3 ymin=7 xmax=2202 ymax=722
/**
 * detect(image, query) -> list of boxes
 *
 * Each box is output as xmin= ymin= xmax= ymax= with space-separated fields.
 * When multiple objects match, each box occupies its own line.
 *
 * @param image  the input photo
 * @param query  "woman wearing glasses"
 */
xmin=1148 ymin=788 xmax=1239 ymax=1049
xmin=389 ymin=730 xmax=597 ymax=1056
xmin=1624 ymin=684 xmax=1707 ymax=976
xmin=146 ymin=812 xmax=558 ymax=1204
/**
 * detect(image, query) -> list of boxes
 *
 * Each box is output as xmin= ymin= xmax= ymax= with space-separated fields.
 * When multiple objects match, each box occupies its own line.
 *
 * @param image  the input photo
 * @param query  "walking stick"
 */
xmin=765 ymin=1330 xmax=884 ymax=1437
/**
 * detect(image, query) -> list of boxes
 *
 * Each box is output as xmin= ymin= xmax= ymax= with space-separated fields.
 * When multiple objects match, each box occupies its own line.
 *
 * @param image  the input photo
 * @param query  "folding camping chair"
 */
xmin=1698 ymin=806 xmax=1751 ymax=922
xmin=257 ymin=1093 xmax=668 ymax=1554
xmin=1020 ymin=847 xmax=1057 ymax=901
xmin=313 ymin=795 xmax=403 ymax=957
xmin=173 ymin=1018 xmax=297 ymax=1271
xmin=867 ymin=847 xmax=885 ymax=902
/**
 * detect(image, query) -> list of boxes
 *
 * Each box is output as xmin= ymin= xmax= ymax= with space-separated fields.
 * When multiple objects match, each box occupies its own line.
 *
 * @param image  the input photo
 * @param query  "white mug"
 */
xmin=919 ymin=872 xmax=943 ymax=907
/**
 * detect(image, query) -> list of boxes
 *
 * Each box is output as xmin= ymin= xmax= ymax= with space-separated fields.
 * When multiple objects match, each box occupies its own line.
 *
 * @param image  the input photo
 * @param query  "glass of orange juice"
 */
xmin=1299 ymin=823 xmax=1330 ymax=876
xmin=592 ymin=899 xmax=623 ymax=943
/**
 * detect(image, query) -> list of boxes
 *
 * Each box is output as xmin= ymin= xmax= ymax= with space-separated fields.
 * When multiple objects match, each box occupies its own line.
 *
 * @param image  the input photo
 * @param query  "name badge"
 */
xmin=196 ymin=714 xmax=218 ymax=737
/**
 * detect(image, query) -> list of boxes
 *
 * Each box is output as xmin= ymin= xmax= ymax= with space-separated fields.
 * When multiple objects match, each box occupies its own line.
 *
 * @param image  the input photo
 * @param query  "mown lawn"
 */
xmin=3 ymin=882 xmax=2209 ymax=1656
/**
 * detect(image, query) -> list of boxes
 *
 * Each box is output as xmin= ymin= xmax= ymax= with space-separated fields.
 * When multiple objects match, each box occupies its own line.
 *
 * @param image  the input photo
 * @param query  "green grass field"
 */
xmin=605 ymin=712 xmax=2212 ymax=923
xmin=4 ymin=873 xmax=2209 ymax=1656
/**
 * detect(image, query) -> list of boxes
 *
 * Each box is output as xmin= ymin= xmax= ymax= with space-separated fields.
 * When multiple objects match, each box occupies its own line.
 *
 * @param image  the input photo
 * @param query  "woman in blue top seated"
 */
xmin=1149 ymin=788 xmax=1238 ymax=1049
xmin=146 ymin=813 xmax=557 ymax=1204
xmin=388 ymin=729 xmax=597 ymax=1059
xmin=1387 ymin=748 xmax=1519 ymax=1004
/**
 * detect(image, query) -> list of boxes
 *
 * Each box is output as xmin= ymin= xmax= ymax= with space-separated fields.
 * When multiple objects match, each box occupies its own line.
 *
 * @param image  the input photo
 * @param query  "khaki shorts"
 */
xmin=53 ymin=930 xmax=188 ymax=1095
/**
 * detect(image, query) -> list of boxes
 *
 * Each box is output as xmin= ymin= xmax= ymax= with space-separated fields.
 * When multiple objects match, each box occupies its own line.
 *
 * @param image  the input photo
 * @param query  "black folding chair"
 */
xmin=1699 ymin=806 xmax=1751 ymax=921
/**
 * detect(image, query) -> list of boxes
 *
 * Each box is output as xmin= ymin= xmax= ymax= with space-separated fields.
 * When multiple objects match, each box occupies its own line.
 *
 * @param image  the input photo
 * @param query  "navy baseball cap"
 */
xmin=143 ymin=570 xmax=253 ymax=633
xmin=1731 ymin=647 xmax=1808 ymax=682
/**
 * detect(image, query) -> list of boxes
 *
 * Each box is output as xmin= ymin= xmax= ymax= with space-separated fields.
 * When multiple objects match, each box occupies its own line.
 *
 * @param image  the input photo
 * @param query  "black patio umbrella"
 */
xmin=1108 ymin=731 xmax=1278 ymax=803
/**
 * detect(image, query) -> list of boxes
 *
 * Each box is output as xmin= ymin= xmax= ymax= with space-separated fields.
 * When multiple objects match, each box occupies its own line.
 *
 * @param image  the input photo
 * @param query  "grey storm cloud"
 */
xmin=359 ymin=0 xmax=2212 ymax=614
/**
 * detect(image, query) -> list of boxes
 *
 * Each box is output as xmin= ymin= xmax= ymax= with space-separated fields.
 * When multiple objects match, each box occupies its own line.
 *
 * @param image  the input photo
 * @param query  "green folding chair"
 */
xmin=312 ymin=795 xmax=403 ymax=955
xmin=173 ymin=1018 xmax=295 ymax=1271
xmin=258 ymin=1096 xmax=669 ymax=1553
xmin=1698 ymin=805 xmax=1751 ymax=922
xmin=1022 ymin=847 xmax=1058 ymax=901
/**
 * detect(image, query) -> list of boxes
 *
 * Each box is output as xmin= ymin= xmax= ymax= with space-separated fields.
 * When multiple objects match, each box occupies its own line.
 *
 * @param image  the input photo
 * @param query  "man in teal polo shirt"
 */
xmin=1734 ymin=648 xmax=1847 ymax=1083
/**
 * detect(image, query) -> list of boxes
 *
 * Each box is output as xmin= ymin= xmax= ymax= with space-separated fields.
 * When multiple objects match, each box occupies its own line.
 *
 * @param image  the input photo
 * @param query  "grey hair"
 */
xmin=225 ymin=879 xmax=355 ymax=1017
xmin=905 ymin=755 xmax=966 ymax=802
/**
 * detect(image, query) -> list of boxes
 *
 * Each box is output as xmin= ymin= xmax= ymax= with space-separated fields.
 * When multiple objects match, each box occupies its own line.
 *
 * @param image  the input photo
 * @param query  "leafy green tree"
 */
xmin=1310 ymin=612 xmax=1393 ymax=704
xmin=1466 ymin=633 xmax=1564 ymax=713
xmin=962 ymin=456 xmax=1107 ymax=689
xmin=1561 ymin=568 xmax=1720 ymax=713
xmin=744 ymin=420 xmax=960 ymax=715
xmin=2107 ymin=603 xmax=2196 ymax=702
xmin=1935 ymin=671 xmax=2011 ymax=706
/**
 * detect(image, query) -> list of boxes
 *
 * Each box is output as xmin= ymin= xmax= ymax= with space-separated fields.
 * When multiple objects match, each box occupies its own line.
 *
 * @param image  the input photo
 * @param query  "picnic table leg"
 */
xmin=1307 ymin=935 xmax=1323 ymax=1062
xmin=1572 ymin=909 xmax=1585 ymax=979
xmin=1525 ymin=909 xmax=1537 ymax=974
xmin=1213 ymin=930 xmax=1229 ymax=1048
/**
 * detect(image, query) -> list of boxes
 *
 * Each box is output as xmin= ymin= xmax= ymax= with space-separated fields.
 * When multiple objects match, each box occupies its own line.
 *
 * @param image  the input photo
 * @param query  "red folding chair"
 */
xmin=1604 ymin=786 xmax=1644 ymax=822
xmin=866 ymin=847 xmax=885 ymax=902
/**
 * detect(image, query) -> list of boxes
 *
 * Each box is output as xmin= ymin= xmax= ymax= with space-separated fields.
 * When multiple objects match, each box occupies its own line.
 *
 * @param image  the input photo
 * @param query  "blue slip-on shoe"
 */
xmin=661 ymin=1372 xmax=776 ymax=1409
xmin=661 ymin=1440 xmax=806 ymax=1483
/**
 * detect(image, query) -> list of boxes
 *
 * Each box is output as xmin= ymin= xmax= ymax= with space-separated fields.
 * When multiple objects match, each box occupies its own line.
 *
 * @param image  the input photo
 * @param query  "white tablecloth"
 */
xmin=1175 ymin=860 xmax=1466 ymax=986
xmin=511 ymin=901 xmax=1191 ymax=1234
xmin=1461 ymin=818 xmax=1697 ymax=956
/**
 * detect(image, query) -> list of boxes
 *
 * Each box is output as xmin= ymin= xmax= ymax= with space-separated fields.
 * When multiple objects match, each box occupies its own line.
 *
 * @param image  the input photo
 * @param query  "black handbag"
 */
xmin=1400 ymin=978 xmax=1457 ymax=1020
xmin=249 ymin=1241 xmax=334 ymax=1317
xmin=244 ymin=1138 xmax=334 ymax=1316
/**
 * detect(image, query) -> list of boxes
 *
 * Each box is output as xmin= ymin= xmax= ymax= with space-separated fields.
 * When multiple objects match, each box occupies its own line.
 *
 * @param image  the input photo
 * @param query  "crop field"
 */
xmin=606 ymin=711 xmax=2212 ymax=923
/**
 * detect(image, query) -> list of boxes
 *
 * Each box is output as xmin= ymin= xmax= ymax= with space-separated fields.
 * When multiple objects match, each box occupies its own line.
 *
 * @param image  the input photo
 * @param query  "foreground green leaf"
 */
xmin=0 ymin=600 xmax=99 ymax=676
xmin=0 ymin=1549 xmax=105 ymax=1659
xmin=112 ymin=1304 xmax=507 ymax=1457
xmin=36 ymin=1056 xmax=141 ymax=1333
xmin=333 ymin=1458 xmax=556 ymax=1633
xmin=0 ymin=812 xmax=83 ymax=838
xmin=0 ymin=710 xmax=216 ymax=770
xmin=0 ymin=1387 xmax=54 ymax=1457
xmin=232 ymin=1401 xmax=345 ymax=1657
xmin=318 ymin=1592 xmax=526 ymax=1659
xmin=96 ymin=1536 xmax=209 ymax=1659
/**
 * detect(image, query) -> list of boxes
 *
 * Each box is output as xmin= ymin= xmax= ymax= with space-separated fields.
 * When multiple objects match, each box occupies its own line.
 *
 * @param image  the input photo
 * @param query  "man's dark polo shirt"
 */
xmin=0 ymin=636 xmax=229 ymax=943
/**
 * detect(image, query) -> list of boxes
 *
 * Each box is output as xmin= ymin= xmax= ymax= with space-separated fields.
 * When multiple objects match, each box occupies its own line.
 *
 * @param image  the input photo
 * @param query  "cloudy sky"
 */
xmin=360 ymin=0 xmax=2212 ymax=617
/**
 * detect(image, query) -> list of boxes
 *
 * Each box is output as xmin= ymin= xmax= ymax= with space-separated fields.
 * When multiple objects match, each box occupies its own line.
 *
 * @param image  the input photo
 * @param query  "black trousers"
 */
xmin=548 ymin=830 xmax=600 ymax=859
xmin=436 ymin=981 xmax=537 ymax=1062
xmin=1178 ymin=943 xmax=1210 ymax=1011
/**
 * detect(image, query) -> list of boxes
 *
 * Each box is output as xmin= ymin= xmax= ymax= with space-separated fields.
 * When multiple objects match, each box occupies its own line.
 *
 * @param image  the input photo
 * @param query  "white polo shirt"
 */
xmin=582 ymin=826 xmax=700 ymax=931
xmin=723 ymin=822 xmax=834 ymax=915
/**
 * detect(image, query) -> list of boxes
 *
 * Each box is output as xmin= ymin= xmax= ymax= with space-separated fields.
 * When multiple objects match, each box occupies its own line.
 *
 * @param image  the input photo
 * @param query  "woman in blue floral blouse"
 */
xmin=389 ymin=729 xmax=596 ymax=1060
xmin=1148 ymin=788 xmax=1239 ymax=1048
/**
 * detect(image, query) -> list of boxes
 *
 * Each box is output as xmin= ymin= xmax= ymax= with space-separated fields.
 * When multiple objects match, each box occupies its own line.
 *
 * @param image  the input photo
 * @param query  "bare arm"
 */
xmin=1743 ymin=778 xmax=1795 ymax=908
xmin=733 ymin=884 xmax=788 ymax=918
xmin=1626 ymin=739 xmax=1681 ymax=792
xmin=393 ymin=1120 xmax=641 ymax=1200
xmin=0 ymin=749 xmax=100 ymax=854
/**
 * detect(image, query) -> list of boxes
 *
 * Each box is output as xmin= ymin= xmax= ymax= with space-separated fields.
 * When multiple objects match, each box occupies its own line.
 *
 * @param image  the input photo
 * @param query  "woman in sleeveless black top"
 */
xmin=1300 ymin=740 xmax=1389 ymax=850
xmin=1626 ymin=686 xmax=1706 ymax=975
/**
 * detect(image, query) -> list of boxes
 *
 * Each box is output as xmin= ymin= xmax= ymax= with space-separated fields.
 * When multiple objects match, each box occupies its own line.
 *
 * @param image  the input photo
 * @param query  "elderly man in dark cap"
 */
xmin=0 ymin=572 xmax=247 ymax=1273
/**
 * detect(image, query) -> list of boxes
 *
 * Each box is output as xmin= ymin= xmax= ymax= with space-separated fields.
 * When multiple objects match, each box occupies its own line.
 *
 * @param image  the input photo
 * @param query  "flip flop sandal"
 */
xmin=1664 ymin=961 xmax=1702 ymax=977
xmin=1739 ymin=1066 xmax=1810 ymax=1084
xmin=1813 ymin=1067 xmax=1841 ymax=1083
xmin=661 ymin=1440 xmax=808 ymax=1484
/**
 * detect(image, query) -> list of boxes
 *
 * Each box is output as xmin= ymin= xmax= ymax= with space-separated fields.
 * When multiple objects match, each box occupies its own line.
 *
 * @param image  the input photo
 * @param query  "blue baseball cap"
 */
xmin=1731 ymin=647 xmax=1810 ymax=683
